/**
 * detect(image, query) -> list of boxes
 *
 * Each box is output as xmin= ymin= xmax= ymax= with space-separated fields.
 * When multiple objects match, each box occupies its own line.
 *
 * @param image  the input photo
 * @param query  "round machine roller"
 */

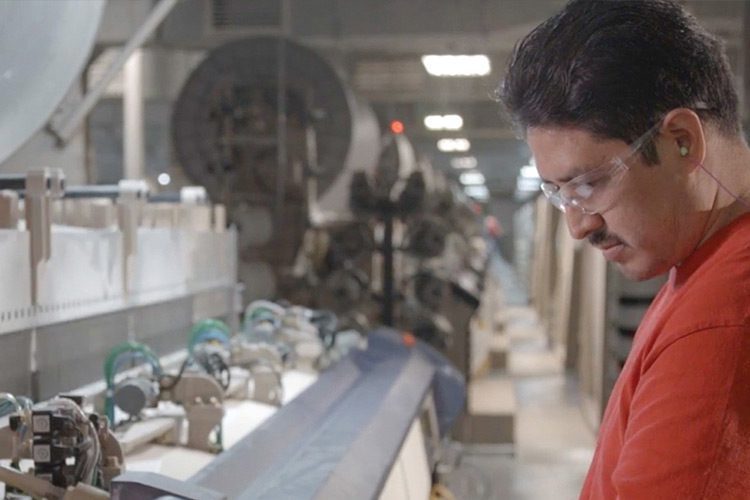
xmin=172 ymin=37 xmax=381 ymax=302
xmin=113 ymin=377 xmax=159 ymax=417
xmin=0 ymin=1 xmax=105 ymax=166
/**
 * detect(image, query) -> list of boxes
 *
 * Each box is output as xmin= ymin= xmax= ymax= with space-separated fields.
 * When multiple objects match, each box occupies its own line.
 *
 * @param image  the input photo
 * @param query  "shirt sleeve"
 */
xmin=612 ymin=325 xmax=750 ymax=499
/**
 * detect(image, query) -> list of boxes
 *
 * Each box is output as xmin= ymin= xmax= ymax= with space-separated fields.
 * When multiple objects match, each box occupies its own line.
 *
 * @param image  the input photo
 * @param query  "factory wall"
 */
xmin=87 ymin=47 xmax=204 ymax=185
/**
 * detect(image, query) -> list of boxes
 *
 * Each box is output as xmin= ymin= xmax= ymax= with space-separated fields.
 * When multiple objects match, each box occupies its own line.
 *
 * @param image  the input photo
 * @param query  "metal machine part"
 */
xmin=172 ymin=36 xmax=380 ymax=303
xmin=321 ymin=268 xmax=369 ymax=308
xmin=230 ymin=340 xmax=283 ymax=374
xmin=413 ymin=271 xmax=447 ymax=311
xmin=0 ymin=189 xmax=19 ymax=228
xmin=372 ymin=133 xmax=418 ymax=202
xmin=404 ymin=216 xmax=449 ymax=259
xmin=247 ymin=364 xmax=283 ymax=407
xmin=323 ymin=222 xmax=374 ymax=269
xmin=111 ymin=471 xmax=225 ymax=500
xmin=104 ymin=341 xmax=225 ymax=453
xmin=190 ymin=317 xmax=286 ymax=405
xmin=403 ymin=304 xmax=454 ymax=350
xmin=113 ymin=377 xmax=160 ymax=417
xmin=0 ymin=394 xmax=122 ymax=499
xmin=163 ymin=373 xmax=225 ymax=453
xmin=29 ymin=398 xmax=95 ymax=489
xmin=104 ymin=341 xmax=163 ymax=425
xmin=109 ymin=329 xmax=460 ymax=500
xmin=397 ymin=171 xmax=427 ymax=214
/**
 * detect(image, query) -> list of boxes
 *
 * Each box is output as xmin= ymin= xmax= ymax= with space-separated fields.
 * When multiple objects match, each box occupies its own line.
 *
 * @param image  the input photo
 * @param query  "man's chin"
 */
xmin=615 ymin=260 xmax=668 ymax=282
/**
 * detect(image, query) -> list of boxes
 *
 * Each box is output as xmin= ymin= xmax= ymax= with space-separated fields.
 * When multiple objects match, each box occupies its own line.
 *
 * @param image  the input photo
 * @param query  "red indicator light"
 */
xmin=390 ymin=120 xmax=405 ymax=134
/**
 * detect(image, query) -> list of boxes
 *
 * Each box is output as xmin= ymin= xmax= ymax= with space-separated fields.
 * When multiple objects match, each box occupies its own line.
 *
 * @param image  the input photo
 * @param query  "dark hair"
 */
xmin=498 ymin=0 xmax=741 ymax=163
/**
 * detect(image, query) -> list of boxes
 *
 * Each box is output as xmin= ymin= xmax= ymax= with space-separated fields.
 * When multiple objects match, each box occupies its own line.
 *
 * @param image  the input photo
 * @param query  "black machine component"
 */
xmin=413 ymin=271 xmax=447 ymax=311
xmin=173 ymin=37 xmax=358 ymax=200
xmin=190 ymin=346 xmax=232 ymax=391
xmin=397 ymin=170 xmax=426 ymax=214
xmin=323 ymin=222 xmax=374 ymax=269
xmin=404 ymin=216 xmax=449 ymax=259
xmin=26 ymin=396 xmax=100 ymax=489
xmin=172 ymin=36 xmax=380 ymax=303
xmin=113 ymin=377 xmax=160 ymax=417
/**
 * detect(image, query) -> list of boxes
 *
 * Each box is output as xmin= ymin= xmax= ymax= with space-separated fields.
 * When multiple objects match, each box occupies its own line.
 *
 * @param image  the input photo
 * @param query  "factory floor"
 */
xmin=443 ymin=260 xmax=596 ymax=499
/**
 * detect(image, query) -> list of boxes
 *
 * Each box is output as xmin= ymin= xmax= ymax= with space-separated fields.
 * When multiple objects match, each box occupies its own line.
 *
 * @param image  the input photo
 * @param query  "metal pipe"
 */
xmin=382 ymin=207 xmax=394 ymax=327
xmin=273 ymin=1 xmax=291 ymax=232
xmin=124 ymin=49 xmax=145 ymax=180
xmin=50 ymin=0 xmax=179 ymax=144
xmin=0 ymin=175 xmax=26 ymax=191
xmin=148 ymin=192 xmax=181 ymax=203
xmin=63 ymin=185 xmax=121 ymax=199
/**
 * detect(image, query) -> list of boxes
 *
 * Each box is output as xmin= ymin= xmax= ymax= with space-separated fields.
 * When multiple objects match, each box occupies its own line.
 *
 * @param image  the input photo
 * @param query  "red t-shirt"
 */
xmin=581 ymin=213 xmax=750 ymax=499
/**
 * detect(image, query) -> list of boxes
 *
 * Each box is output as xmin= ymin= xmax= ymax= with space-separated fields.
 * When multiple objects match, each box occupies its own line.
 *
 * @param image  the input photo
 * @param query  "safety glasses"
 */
xmin=540 ymin=120 xmax=663 ymax=214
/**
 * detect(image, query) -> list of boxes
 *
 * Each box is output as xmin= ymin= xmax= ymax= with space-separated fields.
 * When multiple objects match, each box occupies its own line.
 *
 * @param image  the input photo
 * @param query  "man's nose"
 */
xmin=563 ymin=207 xmax=604 ymax=240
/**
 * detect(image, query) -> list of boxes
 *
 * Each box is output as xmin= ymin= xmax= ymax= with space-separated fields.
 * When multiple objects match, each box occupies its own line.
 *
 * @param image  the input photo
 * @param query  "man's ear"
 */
xmin=661 ymin=108 xmax=706 ymax=168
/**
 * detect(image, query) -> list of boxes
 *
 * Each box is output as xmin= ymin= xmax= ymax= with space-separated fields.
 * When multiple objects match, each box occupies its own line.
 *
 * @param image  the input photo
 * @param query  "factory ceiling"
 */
xmin=97 ymin=0 xmax=748 ymax=196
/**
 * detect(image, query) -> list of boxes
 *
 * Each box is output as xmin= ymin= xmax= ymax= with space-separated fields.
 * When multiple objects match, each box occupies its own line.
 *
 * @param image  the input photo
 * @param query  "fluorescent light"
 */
xmin=424 ymin=114 xmax=463 ymax=131
xmin=459 ymin=171 xmax=485 ymax=185
xmin=157 ymin=173 xmax=171 ymax=186
xmin=520 ymin=165 xmax=539 ymax=179
xmin=437 ymin=138 xmax=471 ymax=152
xmin=421 ymin=55 xmax=491 ymax=77
xmin=464 ymin=185 xmax=490 ymax=201
xmin=450 ymin=156 xmax=477 ymax=169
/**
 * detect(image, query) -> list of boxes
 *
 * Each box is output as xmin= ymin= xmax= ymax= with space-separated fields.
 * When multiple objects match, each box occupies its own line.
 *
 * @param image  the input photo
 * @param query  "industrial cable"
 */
xmin=0 ymin=392 xmax=22 ymax=418
xmin=0 ymin=392 xmax=30 ymax=469
xmin=188 ymin=319 xmax=234 ymax=390
xmin=158 ymin=355 xmax=192 ymax=391
xmin=698 ymin=163 xmax=750 ymax=210
xmin=191 ymin=348 xmax=231 ymax=391
xmin=44 ymin=397 xmax=101 ymax=487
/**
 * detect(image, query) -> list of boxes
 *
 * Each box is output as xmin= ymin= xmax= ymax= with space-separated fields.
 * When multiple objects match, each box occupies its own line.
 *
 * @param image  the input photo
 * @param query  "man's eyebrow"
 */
xmin=540 ymin=164 xmax=597 ymax=185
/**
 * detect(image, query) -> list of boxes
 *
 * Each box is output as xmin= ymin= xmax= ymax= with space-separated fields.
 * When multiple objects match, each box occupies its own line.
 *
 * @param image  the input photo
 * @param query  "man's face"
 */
xmin=528 ymin=126 xmax=702 ymax=281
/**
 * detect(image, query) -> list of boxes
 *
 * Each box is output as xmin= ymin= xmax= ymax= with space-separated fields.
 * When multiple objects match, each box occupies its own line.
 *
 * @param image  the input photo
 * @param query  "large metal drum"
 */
xmin=172 ymin=36 xmax=381 ymax=301
xmin=0 ymin=0 xmax=105 ymax=166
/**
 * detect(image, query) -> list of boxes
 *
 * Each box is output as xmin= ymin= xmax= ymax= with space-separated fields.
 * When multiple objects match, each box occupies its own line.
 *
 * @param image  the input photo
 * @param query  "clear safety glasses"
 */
xmin=540 ymin=120 xmax=663 ymax=214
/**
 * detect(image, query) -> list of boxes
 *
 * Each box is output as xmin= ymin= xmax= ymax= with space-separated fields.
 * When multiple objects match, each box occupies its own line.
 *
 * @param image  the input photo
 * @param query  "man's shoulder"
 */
xmin=644 ymin=227 xmax=750 ymax=341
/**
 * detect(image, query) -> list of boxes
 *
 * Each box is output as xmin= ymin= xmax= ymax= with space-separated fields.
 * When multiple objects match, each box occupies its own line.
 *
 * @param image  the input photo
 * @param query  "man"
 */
xmin=499 ymin=0 xmax=750 ymax=498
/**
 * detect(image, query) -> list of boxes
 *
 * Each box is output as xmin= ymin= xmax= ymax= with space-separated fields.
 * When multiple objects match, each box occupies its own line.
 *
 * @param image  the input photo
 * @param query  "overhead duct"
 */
xmin=172 ymin=36 xmax=381 ymax=301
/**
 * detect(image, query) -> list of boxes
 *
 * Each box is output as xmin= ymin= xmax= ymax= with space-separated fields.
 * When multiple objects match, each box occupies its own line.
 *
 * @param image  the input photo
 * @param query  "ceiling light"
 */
xmin=459 ymin=171 xmax=485 ymax=185
xmin=450 ymin=156 xmax=477 ymax=169
xmin=437 ymin=138 xmax=471 ymax=152
xmin=464 ymin=185 xmax=489 ymax=201
xmin=421 ymin=55 xmax=491 ymax=77
xmin=157 ymin=173 xmax=171 ymax=186
xmin=424 ymin=114 xmax=464 ymax=131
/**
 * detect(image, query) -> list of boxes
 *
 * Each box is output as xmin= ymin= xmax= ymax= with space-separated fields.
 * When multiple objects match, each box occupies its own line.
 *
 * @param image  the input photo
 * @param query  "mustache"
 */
xmin=588 ymin=229 xmax=623 ymax=247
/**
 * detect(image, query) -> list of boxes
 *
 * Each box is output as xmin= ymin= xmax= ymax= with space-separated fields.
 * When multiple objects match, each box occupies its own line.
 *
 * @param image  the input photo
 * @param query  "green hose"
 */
xmin=188 ymin=319 xmax=232 ymax=353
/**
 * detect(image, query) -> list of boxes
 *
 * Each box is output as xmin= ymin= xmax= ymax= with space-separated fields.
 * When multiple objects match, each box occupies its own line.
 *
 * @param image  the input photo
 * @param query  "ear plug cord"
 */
xmin=698 ymin=163 xmax=750 ymax=210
